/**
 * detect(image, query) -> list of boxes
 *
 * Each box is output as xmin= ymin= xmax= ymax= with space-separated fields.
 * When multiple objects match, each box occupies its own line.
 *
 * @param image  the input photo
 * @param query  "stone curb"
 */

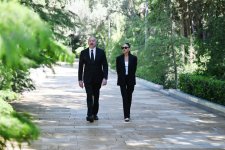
xmin=168 ymin=89 xmax=225 ymax=116
xmin=136 ymin=77 xmax=225 ymax=116
xmin=136 ymin=77 xmax=170 ymax=95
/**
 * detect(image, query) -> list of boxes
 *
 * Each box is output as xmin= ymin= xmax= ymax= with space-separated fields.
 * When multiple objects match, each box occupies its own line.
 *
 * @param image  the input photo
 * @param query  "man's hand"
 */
xmin=79 ymin=81 xmax=84 ymax=88
xmin=102 ymin=78 xmax=107 ymax=86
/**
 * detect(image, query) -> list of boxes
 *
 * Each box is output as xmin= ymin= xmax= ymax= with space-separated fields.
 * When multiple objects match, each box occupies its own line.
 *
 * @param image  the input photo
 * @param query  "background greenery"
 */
xmin=1 ymin=0 xmax=224 ymax=148
xmin=68 ymin=0 xmax=224 ymax=103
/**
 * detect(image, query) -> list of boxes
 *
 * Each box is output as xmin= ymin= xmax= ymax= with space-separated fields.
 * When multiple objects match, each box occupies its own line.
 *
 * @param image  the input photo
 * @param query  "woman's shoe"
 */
xmin=124 ymin=118 xmax=129 ymax=122
xmin=94 ymin=115 xmax=99 ymax=120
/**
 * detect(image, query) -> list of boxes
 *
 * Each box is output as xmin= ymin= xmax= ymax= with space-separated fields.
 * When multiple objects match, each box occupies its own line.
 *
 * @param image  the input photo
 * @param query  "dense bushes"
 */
xmin=0 ymin=92 xmax=39 ymax=149
xmin=179 ymin=74 xmax=225 ymax=106
xmin=0 ymin=90 xmax=19 ymax=102
xmin=0 ymin=66 xmax=35 ymax=93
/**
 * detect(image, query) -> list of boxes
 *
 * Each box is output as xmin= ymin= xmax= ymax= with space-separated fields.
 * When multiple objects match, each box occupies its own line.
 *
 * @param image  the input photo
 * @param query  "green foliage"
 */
xmin=11 ymin=70 xmax=35 ymax=93
xmin=108 ymin=42 xmax=124 ymax=69
xmin=179 ymin=74 xmax=225 ymax=106
xmin=196 ymin=16 xmax=225 ymax=80
xmin=0 ymin=1 xmax=49 ymax=68
xmin=20 ymin=0 xmax=81 ymax=43
xmin=0 ymin=65 xmax=13 ymax=90
xmin=0 ymin=98 xmax=13 ymax=114
xmin=104 ymin=0 xmax=225 ymax=90
xmin=104 ymin=0 xmax=190 ymax=88
xmin=0 ymin=1 xmax=73 ymax=69
xmin=0 ymin=66 xmax=35 ymax=93
xmin=0 ymin=111 xmax=40 ymax=149
xmin=0 ymin=1 xmax=74 ymax=94
xmin=0 ymin=97 xmax=39 ymax=149
xmin=0 ymin=90 xmax=19 ymax=102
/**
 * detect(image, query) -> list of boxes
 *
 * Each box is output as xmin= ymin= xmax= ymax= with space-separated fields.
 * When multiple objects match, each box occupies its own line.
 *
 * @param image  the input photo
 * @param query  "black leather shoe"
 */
xmin=86 ymin=116 xmax=94 ymax=123
xmin=94 ymin=115 xmax=99 ymax=120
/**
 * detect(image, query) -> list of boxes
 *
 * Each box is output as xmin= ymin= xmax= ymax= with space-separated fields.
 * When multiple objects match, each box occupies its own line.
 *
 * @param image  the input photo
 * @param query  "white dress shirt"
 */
xmin=89 ymin=47 xmax=96 ymax=60
xmin=125 ymin=61 xmax=128 ymax=75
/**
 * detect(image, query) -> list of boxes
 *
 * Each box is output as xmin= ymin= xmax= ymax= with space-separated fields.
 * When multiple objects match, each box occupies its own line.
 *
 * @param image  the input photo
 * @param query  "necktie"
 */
xmin=91 ymin=50 xmax=94 ymax=62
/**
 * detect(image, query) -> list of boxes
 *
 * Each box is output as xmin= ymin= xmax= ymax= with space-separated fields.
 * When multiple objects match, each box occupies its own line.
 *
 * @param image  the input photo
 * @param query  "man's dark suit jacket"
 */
xmin=116 ymin=54 xmax=137 ymax=86
xmin=78 ymin=48 xmax=108 ymax=84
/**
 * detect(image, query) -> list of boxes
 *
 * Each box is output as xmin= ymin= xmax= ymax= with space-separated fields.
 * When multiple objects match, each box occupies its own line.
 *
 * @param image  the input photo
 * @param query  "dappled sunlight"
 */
xmin=194 ymin=119 xmax=217 ymax=124
xmin=192 ymin=112 xmax=217 ymax=118
xmin=143 ymin=109 xmax=154 ymax=112
xmin=101 ymin=95 xmax=117 ymax=98
xmin=96 ymin=137 xmax=111 ymax=142
xmin=125 ymin=140 xmax=151 ymax=146
xmin=166 ymin=127 xmax=175 ymax=130
xmin=183 ymin=131 xmax=211 ymax=135
xmin=69 ymin=104 xmax=86 ymax=109
xmin=162 ymin=131 xmax=225 ymax=148
xmin=163 ymin=136 xmax=224 ymax=147
xmin=11 ymin=64 xmax=225 ymax=149
xmin=164 ymin=137 xmax=193 ymax=145
xmin=35 ymin=120 xmax=58 ymax=124
xmin=208 ymin=135 xmax=225 ymax=141
xmin=29 ymin=89 xmax=85 ymax=96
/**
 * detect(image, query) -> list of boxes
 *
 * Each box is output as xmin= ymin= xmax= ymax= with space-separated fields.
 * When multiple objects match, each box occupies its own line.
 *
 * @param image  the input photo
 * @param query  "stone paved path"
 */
xmin=11 ymin=62 xmax=225 ymax=150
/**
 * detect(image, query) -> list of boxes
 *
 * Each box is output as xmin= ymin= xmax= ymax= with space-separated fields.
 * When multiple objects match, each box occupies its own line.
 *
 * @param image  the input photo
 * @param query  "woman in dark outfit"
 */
xmin=116 ymin=43 xmax=137 ymax=122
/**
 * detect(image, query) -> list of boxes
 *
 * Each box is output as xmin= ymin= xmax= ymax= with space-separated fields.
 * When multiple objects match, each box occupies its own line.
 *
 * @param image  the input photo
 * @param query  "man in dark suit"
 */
xmin=78 ymin=36 xmax=108 ymax=123
xmin=116 ymin=43 xmax=137 ymax=122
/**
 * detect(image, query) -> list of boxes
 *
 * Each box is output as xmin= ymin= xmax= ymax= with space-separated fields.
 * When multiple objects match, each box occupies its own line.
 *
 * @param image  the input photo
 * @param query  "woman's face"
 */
xmin=121 ymin=44 xmax=130 ymax=55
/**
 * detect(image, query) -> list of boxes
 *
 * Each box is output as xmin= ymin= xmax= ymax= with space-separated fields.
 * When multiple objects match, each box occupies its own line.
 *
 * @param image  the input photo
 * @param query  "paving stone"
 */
xmin=10 ymin=62 xmax=225 ymax=150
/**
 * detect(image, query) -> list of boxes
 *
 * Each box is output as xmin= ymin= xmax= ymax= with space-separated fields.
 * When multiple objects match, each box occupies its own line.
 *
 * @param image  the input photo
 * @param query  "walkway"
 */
xmin=11 ymin=62 xmax=225 ymax=150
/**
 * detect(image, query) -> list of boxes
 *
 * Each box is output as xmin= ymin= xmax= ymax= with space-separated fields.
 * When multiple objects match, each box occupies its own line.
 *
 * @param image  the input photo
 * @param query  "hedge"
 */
xmin=179 ymin=74 xmax=225 ymax=106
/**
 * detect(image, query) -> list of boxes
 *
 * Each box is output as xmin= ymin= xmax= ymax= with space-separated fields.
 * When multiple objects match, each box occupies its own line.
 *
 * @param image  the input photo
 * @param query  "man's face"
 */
xmin=88 ymin=37 xmax=96 ymax=49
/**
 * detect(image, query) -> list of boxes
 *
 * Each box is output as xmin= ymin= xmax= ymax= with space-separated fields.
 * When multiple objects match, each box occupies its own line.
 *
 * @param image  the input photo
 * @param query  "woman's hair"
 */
xmin=125 ymin=43 xmax=131 ymax=48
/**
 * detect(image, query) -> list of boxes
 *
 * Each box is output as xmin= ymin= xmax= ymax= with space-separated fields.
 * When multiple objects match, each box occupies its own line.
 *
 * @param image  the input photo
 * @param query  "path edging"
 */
xmin=136 ymin=77 xmax=225 ymax=116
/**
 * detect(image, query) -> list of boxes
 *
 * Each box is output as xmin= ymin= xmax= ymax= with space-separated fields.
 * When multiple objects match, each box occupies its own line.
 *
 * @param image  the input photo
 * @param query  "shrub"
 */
xmin=179 ymin=74 xmax=225 ymax=106
xmin=0 ymin=90 xmax=19 ymax=102
xmin=0 ymin=93 xmax=39 ymax=149
xmin=11 ymin=70 xmax=35 ymax=93
xmin=0 ymin=111 xmax=39 ymax=149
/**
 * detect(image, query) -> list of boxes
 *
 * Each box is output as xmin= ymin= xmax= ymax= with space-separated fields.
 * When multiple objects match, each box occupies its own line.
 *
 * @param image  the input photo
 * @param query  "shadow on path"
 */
xmin=11 ymin=62 xmax=225 ymax=150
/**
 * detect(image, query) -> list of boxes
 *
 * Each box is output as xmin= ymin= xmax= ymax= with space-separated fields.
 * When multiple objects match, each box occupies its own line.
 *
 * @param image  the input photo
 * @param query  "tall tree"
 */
xmin=20 ymin=0 xmax=82 ymax=46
